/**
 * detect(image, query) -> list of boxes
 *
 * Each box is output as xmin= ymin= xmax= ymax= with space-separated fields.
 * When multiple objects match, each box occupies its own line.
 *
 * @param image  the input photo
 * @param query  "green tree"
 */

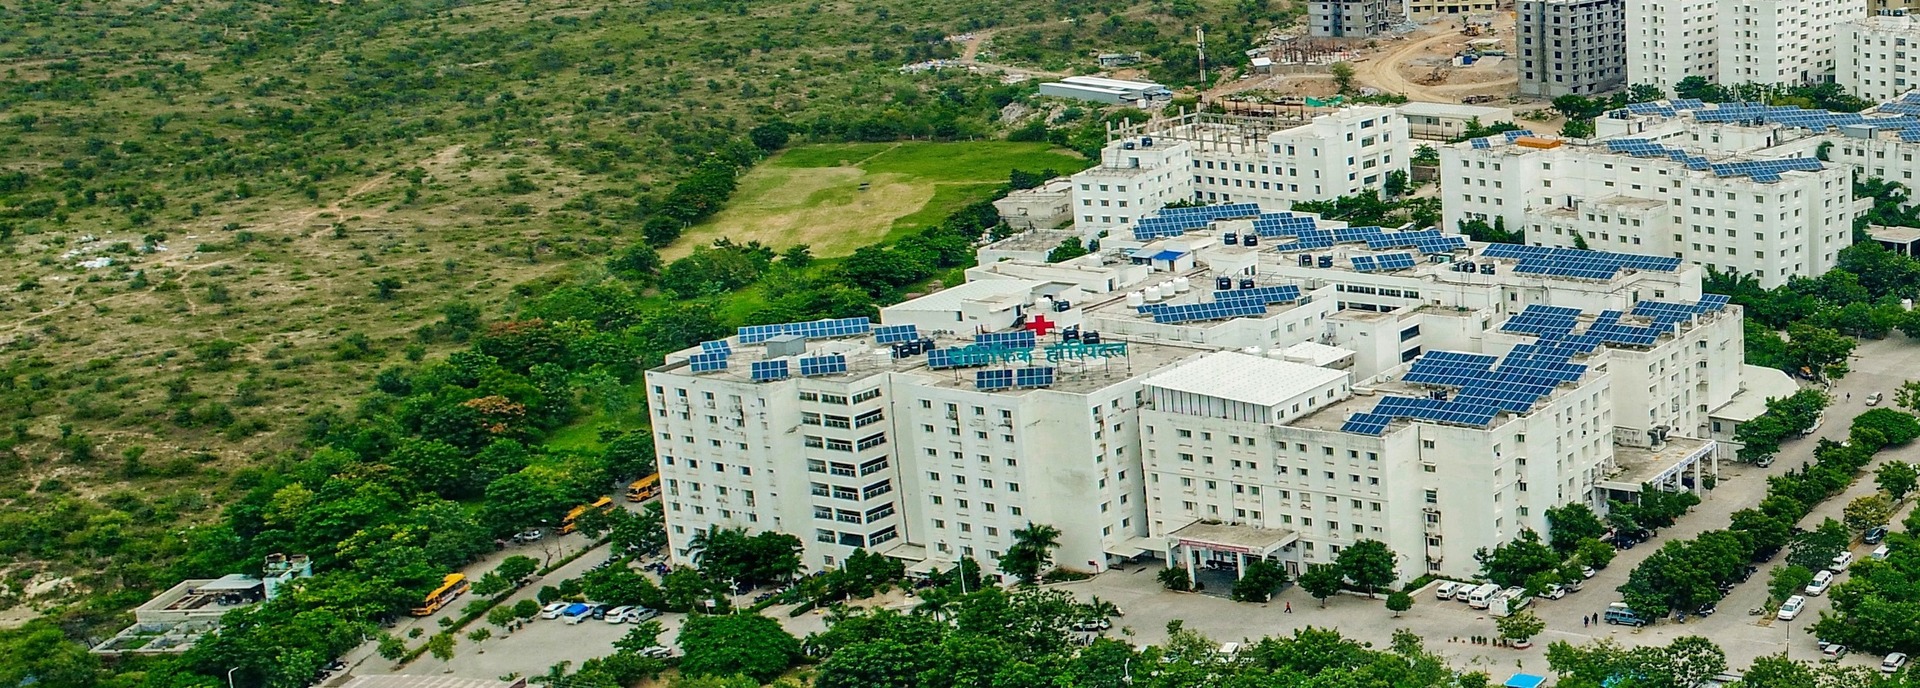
xmin=1844 ymin=493 xmax=1894 ymax=532
xmin=1229 ymin=559 xmax=1289 ymax=602
xmin=1560 ymin=118 xmax=1595 ymax=139
xmin=1545 ymin=503 xmax=1607 ymax=554
xmin=997 ymin=522 xmax=1063 ymax=585
xmin=614 ymin=620 xmax=667 ymax=654
xmin=427 ymin=633 xmax=456 ymax=661
xmin=1574 ymin=538 xmax=1615 ymax=570
xmin=1786 ymin=518 xmax=1850 ymax=572
xmin=1897 ymin=379 xmax=1920 ymax=414
xmin=1877 ymin=459 xmax=1918 ymax=500
xmin=486 ymin=605 xmax=517 ymax=630
xmin=1495 ymin=610 xmax=1545 ymax=646
xmin=1299 ymin=563 xmax=1345 ymax=608
xmin=1766 ymin=565 xmax=1814 ymax=603
xmin=1386 ymin=590 xmax=1413 ymax=617
xmin=377 ymin=633 xmax=406 ymax=660
xmin=1383 ymin=170 xmax=1409 ymax=198
xmin=1329 ymin=62 xmax=1356 ymax=93
xmin=675 ymin=613 xmax=801 ymax=683
xmin=374 ymin=277 xmax=403 ymax=300
xmin=1158 ymin=565 xmax=1195 ymax=592
xmin=1335 ymin=539 xmax=1397 ymax=598
xmin=814 ymin=638 xmax=925 ymax=688
xmin=1854 ymin=408 xmax=1920 ymax=447
xmin=1046 ymin=238 xmax=1089 ymax=262
xmin=1476 ymin=529 xmax=1560 ymax=587
xmin=1731 ymin=654 xmax=1816 ymax=688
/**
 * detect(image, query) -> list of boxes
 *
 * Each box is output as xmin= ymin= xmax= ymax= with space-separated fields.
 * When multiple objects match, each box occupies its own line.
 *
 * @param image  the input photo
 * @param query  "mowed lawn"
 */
xmin=667 ymin=141 xmax=1088 ymax=258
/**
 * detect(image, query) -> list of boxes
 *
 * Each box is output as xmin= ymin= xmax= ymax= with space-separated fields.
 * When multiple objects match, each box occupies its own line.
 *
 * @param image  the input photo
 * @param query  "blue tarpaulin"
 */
xmin=1504 ymin=674 xmax=1548 ymax=688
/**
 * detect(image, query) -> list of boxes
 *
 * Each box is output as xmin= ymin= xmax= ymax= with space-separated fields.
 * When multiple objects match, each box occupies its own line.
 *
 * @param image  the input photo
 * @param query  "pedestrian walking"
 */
xmin=1583 ymin=616 xmax=1589 ymax=628
xmin=1284 ymin=601 xmax=1292 ymax=613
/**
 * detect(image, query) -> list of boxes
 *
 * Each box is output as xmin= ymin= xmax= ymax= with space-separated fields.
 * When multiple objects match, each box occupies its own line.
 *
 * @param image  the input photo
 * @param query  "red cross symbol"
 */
xmin=1024 ymin=314 xmax=1057 ymax=337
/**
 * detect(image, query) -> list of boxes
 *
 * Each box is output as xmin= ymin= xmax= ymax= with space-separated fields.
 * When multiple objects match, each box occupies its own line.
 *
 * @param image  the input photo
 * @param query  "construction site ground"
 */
xmin=1212 ymin=13 xmax=1563 ymax=120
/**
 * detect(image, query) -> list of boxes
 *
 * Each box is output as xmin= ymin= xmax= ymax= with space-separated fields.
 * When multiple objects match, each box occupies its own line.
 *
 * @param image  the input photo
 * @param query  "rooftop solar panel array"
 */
xmin=1251 ymin=213 xmax=1319 ymax=237
xmin=1014 ymin=366 xmax=1057 ymax=388
xmin=700 ymin=340 xmax=731 ymax=354
xmin=976 ymin=330 xmax=1037 ymax=349
xmin=1603 ymin=138 xmax=1825 ymax=183
xmin=1495 ymin=296 xmax=1730 ymax=355
xmin=975 ymin=369 xmax=1013 ymax=390
xmin=738 ymin=317 xmax=872 ymax=343
xmin=798 ymin=354 xmax=848 ymax=377
xmin=1467 ymin=130 xmax=1536 ymax=149
xmin=1499 ymin=304 xmax=1583 ymax=336
xmin=1480 ymin=243 xmax=1682 ymax=280
xmin=1132 ymin=203 xmax=1264 ymax=240
xmin=750 ymin=359 xmax=790 ymax=382
xmin=874 ymin=324 xmax=920 ymax=344
xmin=689 ymin=352 xmax=730 ymax=373
xmin=1351 ymin=252 xmax=1416 ymax=273
xmin=1342 ymin=347 xmax=1586 ymax=435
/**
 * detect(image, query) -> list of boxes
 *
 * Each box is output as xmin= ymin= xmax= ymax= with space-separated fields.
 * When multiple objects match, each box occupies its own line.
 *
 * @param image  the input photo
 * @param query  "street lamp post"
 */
xmin=227 ymin=667 xmax=240 ymax=688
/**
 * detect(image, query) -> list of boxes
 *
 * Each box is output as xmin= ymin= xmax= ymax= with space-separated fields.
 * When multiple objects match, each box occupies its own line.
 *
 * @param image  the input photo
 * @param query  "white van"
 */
xmin=1465 ymin=583 xmax=1502 ymax=609
xmin=1217 ymin=642 xmax=1241 ymax=657
xmin=1807 ymin=570 xmax=1835 ymax=596
xmin=1874 ymin=545 xmax=1892 ymax=560
xmin=1832 ymin=551 xmax=1855 ymax=572
xmin=1435 ymin=581 xmax=1462 ymax=600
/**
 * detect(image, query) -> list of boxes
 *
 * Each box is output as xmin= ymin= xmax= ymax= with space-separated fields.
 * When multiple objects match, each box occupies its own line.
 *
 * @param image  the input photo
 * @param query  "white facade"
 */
xmin=1626 ymin=0 xmax=1719 ymax=92
xmin=1440 ymin=134 xmax=1855 ymax=288
xmin=1841 ymin=16 xmax=1920 ymax=104
xmin=1628 ymin=0 xmax=1859 ymax=92
xmin=1071 ymin=108 xmax=1413 ymax=236
xmin=649 ymin=216 xmax=1766 ymax=585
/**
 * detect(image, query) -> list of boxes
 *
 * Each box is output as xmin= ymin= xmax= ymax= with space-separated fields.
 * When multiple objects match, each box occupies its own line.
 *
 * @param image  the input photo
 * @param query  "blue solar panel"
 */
xmin=975 ymin=369 xmax=1013 ymax=391
xmin=689 ymin=355 xmax=729 ymax=373
xmin=976 ymin=330 xmax=1037 ymax=349
xmin=750 ymin=360 xmax=790 ymax=381
xmin=874 ymin=324 xmax=919 ymax=344
xmin=1482 ymin=243 xmax=1680 ymax=279
xmin=700 ymin=340 xmax=731 ymax=354
xmin=1131 ymin=203 xmax=1264 ymax=239
xmin=1152 ymin=301 xmax=1269 ymax=324
xmin=1501 ymin=304 xmax=1583 ymax=336
xmin=1340 ymin=412 xmax=1393 ymax=435
xmin=1013 ymin=366 xmax=1056 ymax=389
xmin=738 ymin=317 xmax=872 ymax=343
xmin=1353 ymin=347 xmax=1585 ymax=432
xmin=798 ymin=354 xmax=848 ymax=377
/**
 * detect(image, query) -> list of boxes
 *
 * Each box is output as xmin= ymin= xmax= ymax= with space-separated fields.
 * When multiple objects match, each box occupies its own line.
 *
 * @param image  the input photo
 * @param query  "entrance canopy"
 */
xmin=1168 ymin=522 xmax=1297 ymax=559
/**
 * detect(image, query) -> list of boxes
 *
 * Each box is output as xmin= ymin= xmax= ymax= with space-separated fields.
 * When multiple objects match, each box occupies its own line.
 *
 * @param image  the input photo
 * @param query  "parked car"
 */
xmin=604 ymin=606 xmax=634 ymax=624
xmin=1832 ymin=551 xmax=1856 ymax=572
xmin=1581 ymin=566 xmax=1596 ymax=579
xmin=1435 ymin=581 xmax=1462 ymax=600
xmin=1071 ymin=619 xmax=1113 ymax=632
xmin=1885 ymin=653 xmax=1910 ymax=674
xmin=1778 ymin=595 xmax=1807 ymax=621
xmin=1824 ymin=644 xmax=1850 ymax=662
xmin=638 ymin=646 xmax=673 ymax=659
xmin=1807 ymin=570 xmax=1835 ymax=596
xmin=1604 ymin=602 xmax=1649 ymax=627
xmin=514 ymin=529 xmax=544 ymax=543
xmin=625 ymin=607 xmax=662 ymax=623
xmin=1542 ymin=585 xmax=1568 ymax=600
xmin=540 ymin=602 xmax=570 ymax=620
xmin=1696 ymin=601 xmax=1717 ymax=617
xmin=1866 ymin=527 xmax=1889 ymax=545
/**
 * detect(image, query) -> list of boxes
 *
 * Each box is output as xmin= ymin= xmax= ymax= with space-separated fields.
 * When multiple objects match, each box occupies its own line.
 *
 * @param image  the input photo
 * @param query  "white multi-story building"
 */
xmin=648 ymin=208 xmax=1786 ymax=585
xmin=1440 ymin=130 xmax=1855 ymax=288
xmin=1841 ymin=16 xmax=1920 ymax=103
xmin=1071 ymin=108 xmax=1412 ymax=237
xmin=1628 ymin=0 xmax=1859 ymax=92
xmin=1626 ymin=0 xmax=1719 ymax=92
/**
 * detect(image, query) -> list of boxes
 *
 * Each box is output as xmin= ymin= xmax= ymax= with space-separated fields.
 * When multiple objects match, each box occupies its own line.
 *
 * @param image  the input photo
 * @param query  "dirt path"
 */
xmin=1350 ymin=29 xmax=1461 ymax=103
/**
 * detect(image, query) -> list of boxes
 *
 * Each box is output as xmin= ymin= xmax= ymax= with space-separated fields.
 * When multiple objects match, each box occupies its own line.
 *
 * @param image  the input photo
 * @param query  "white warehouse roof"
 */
xmin=886 ymin=279 xmax=1042 ymax=312
xmin=1061 ymin=75 xmax=1164 ymax=92
xmin=1395 ymin=101 xmax=1512 ymax=120
xmin=1142 ymin=351 xmax=1347 ymax=407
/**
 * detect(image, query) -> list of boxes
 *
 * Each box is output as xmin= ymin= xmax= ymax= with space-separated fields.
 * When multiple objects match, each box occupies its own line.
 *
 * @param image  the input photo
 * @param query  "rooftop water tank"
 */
xmin=1173 ymin=277 xmax=1191 ymax=293
xmin=1126 ymin=292 xmax=1146 ymax=307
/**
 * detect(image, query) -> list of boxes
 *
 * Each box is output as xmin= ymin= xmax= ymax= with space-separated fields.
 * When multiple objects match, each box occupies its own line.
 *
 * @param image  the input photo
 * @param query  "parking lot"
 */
xmin=1058 ymin=337 xmax=1920 ymax=676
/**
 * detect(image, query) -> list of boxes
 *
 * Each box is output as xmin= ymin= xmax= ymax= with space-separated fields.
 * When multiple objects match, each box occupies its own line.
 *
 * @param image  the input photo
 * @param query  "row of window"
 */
xmin=816 ymin=526 xmax=897 ymax=548
xmin=924 ymin=471 xmax=1022 ymax=492
xmin=809 ymin=479 xmax=894 ymax=500
xmin=928 ymin=494 xmax=1024 ymax=516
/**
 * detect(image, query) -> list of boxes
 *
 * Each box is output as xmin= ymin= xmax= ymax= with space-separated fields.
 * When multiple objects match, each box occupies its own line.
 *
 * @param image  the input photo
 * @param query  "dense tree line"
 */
xmin=1617 ymin=404 xmax=1920 ymax=621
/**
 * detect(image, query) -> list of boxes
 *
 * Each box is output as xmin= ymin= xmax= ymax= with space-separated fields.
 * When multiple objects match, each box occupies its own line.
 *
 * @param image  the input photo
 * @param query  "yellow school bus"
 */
xmin=409 ymin=573 xmax=469 ymax=617
xmin=560 ymin=496 xmax=616 ymax=534
xmin=626 ymin=473 xmax=661 ymax=502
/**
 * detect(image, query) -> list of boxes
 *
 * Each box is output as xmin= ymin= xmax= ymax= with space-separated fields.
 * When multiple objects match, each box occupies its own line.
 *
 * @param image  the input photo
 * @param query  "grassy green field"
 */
xmin=667 ymin=142 xmax=1089 ymax=257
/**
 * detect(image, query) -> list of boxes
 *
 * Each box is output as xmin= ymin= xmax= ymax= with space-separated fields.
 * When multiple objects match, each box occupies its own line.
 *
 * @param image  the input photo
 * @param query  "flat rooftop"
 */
xmin=1607 ymin=436 xmax=1714 ymax=488
xmin=658 ymin=323 xmax=1213 ymax=396
xmin=1140 ymin=351 xmax=1348 ymax=407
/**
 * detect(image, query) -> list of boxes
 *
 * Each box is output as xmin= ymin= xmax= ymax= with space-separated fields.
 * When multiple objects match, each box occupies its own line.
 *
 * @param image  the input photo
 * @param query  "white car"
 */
xmin=1885 ymin=652 xmax=1910 ymax=674
xmin=604 ymin=606 xmax=634 ymax=624
xmin=1868 ymin=393 xmax=1884 ymax=406
xmin=539 ymin=602 xmax=569 ymax=620
xmin=1542 ymin=585 xmax=1568 ymax=600
xmin=1807 ymin=570 xmax=1835 ymax=596
xmin=1832 ymin=551 xmax=1855 ymax=572
xmin=1778 ymin=595 xmax=1807 ymax=621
